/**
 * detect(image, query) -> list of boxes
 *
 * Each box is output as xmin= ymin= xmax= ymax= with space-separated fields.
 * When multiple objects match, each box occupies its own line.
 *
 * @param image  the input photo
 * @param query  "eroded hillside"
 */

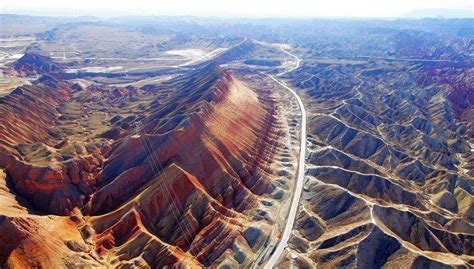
xmin=0 ymin=15 xmax=472 ymax=269
xmin=276 ymin=56 xmax=474 ymax=268
xmin=0 ymin=38 xmax=302 ymax=267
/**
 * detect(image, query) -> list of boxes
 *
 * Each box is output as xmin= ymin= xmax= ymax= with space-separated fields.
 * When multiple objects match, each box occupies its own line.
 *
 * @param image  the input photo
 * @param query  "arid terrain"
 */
xmin=0 ymin=15 xmax=473 ymax=268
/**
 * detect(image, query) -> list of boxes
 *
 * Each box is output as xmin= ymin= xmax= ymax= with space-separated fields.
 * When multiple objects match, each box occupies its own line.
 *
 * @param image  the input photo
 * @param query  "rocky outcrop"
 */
xmin=14 ymin=53 xmax=64 ymax=75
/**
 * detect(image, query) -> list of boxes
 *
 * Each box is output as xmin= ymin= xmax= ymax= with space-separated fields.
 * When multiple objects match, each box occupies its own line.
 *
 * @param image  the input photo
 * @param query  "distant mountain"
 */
xmin=406 ymin=8 xmax=473 ymax=18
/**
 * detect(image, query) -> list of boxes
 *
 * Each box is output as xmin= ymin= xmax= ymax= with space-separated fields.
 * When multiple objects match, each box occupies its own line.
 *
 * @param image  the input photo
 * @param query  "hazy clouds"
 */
xmin=1 ymin=0 xmax=472 ymax=18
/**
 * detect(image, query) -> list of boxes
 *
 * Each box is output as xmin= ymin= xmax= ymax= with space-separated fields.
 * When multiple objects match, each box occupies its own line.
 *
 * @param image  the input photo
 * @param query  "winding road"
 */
xmin=278 ymin=44 xmax=301 ymax=76
xmin=263 ymin=44 xmax=306 ymax=268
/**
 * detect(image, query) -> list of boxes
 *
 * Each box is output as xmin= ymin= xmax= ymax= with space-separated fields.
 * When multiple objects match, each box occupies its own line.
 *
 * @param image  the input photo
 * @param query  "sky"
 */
xmin=1 ymin=0 xmax=472 ymax=18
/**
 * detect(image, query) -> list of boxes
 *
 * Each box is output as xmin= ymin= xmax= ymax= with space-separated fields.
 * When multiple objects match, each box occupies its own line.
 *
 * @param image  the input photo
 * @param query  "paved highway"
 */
xmin=263 ymin=44 xmax=306 ymax=268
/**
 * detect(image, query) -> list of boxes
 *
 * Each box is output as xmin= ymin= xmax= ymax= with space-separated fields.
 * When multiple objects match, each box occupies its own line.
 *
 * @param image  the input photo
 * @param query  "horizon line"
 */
xmin=1 ymin=11 xmax=473 ymax=20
